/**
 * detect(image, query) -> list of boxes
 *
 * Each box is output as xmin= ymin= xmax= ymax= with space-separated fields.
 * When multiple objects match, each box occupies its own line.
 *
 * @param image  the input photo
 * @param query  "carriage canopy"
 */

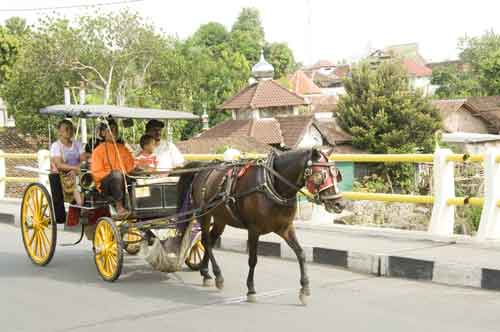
xmin=40 ymin=104 xmax=199 ymax=120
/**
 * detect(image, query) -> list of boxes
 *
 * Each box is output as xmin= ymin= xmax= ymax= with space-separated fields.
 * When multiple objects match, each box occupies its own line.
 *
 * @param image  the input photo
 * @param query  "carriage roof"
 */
xmin=40 ymin=104 xmax=199 ymax=120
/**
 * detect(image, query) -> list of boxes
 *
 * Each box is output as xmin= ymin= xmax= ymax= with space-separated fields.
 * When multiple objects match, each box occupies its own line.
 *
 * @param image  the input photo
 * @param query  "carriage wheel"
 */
xmin=123 ymin=227 xmax=141 ymax=256
xmin=93 ymin=217 xmax=123 ymax=282
xmin=185 ymin=233 xmax=205 ymax=271
xmin=20 ymin=183 xmax=57 ymax=266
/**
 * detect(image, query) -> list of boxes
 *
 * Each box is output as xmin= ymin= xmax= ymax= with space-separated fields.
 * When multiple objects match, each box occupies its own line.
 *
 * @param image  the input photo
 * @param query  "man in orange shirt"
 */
xmin=91 ymin=120 xmax=135 ymax=217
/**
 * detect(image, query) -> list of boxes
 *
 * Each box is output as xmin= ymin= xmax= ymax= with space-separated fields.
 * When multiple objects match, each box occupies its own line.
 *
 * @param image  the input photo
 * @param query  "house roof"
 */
xmin=315 ymin=120 xmax=353 ymax=144
xmin=431 ymin=99 xmax=467 ymax=118
xmin=196 ymin=119 xmax=283 ymax=145
xmin=288 ymin=70 xmax=322 ymax=95
xmin=195 ymin=115 xmax=340 ymax=150
xmin=402 ymin=58 xmax=432 ymax=77
xmin=309 ymin=59 xmax=336 ymax=69
xmin=465 ymin=96 xmax=500 ymax=131
xmin=177 ymin=136 xmax=272 ymax=154
xmin=309 ymin=95 xmax=338 ymax=113
xmin=275 ymin=116 xmax=313 ymax=148
xmin=442 ymin=132 xmax=500 ymax=144
xmin=219 ymin=80 xmax=306 ymax=110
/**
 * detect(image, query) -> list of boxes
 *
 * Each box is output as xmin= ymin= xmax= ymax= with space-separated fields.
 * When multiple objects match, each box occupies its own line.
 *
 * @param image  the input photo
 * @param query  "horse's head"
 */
xmin=304 ymin=148 xmax=345 ymax=213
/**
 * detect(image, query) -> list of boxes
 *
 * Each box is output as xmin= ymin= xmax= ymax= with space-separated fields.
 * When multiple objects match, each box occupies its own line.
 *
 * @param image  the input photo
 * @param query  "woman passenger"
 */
xmin=50 ymin=119 xmax=86 ymax=205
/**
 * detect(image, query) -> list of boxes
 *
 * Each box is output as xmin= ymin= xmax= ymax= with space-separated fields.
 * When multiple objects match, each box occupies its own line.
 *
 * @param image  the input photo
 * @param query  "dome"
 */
xmin=252 ymin=50 xmax=274 ymax=80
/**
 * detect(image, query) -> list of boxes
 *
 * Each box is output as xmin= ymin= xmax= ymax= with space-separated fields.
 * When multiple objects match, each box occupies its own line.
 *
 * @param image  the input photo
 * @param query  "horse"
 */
xmin=176 ymin=148 xmax=345 ymax=304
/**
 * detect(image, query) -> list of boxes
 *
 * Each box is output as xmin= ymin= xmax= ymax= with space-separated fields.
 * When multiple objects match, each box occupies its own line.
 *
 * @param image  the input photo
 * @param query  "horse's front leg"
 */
xmin=246 ymin=229 xmax=259 ymax=302
xmin=277 ymin=225 xmax=310 ymax=305
xmin=200 ymin=217 xmax=224 ymax=289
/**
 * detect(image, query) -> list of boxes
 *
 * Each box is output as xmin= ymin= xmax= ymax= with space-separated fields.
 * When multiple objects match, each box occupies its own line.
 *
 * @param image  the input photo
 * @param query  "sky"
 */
xmin=1 ymin=0 xmax=500 ymax=65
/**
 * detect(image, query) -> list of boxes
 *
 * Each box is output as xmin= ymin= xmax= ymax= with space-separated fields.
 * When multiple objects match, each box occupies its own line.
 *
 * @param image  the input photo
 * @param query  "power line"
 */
xmin=0 ymin=0 xmax=144 ymax=12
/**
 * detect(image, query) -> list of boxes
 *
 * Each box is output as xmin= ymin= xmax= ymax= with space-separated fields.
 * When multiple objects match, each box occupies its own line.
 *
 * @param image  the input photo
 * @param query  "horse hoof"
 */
xmin=247 ymin=293 xmax=257 ymax=303
xmin=299 ymin=290 xmax=310 ymax=306
xmin=215 ymin=278 xmax=224 ymax=290
xmin=203 ymin=278 xmax=213 ymax=287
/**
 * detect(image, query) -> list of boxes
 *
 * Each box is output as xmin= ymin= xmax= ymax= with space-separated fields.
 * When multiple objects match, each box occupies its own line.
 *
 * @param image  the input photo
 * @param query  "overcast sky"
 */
xmin=1 ymin=0 xmax=499 ymax=65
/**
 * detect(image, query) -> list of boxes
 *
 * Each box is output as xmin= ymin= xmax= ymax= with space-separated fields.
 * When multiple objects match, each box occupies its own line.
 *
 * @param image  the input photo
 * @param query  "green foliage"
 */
xmin=431 ymin=30 xmax=500 ymax=99
xmin=0 ymin=7 xmax=296 ymax=139
xmin=431 ymin=65 xmax=482 ymax=98
xmin=353 ymin=174 xmax=391 ymax=193
xmin=265 ymin=42 xmax=296 ymax=79
xmin=337 ymin=61 xmax=441 ymax=192
xmin=460 ymin=31 xmax=500 ymax=96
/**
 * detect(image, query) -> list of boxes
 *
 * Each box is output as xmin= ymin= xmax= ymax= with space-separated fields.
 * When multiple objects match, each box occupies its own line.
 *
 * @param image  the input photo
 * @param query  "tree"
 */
xmin=1 ymin=10 xmax=170 ymax=134
xmin=460 ymin=31 xmax=500 ymax=96
xmin=265 ymin=42 xmax=296 ymax=79
xmin=337 ymin=62 xmax=441 ymax=191
xmin=431 ymin=65 xmax=481 ymax=98
xmin=230 ymin=7 xmax=265 ymax=63
xmin=0 ymin=27 xmax=18 ymax=84
xmin=190 ymin=22 xmax=230 ymax=57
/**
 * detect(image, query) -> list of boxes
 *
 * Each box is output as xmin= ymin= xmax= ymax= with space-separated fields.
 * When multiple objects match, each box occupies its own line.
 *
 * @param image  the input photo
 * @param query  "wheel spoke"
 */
xmin=39 ymin=230 xmax=50 ymax=253
xmin=34 ymin=231 xmax=41 ymax=257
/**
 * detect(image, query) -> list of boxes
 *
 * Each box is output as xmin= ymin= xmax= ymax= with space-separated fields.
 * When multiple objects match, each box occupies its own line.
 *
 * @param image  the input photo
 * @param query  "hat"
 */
xmin=146 ymin=119 xmax=165 ymax=131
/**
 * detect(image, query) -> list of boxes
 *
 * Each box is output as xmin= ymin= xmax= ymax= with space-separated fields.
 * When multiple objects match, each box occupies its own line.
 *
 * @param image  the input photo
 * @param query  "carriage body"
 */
xmin=20 ymin=105 xmax=205 ymax=281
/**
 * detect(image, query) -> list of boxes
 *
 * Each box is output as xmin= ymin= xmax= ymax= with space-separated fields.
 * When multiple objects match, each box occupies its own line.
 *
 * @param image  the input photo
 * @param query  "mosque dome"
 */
xmin=251 ymin=50 xmax=274 ymax=80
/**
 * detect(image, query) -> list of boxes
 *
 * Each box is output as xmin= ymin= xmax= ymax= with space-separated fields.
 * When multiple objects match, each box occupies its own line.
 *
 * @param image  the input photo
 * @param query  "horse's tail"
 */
xmin=176 ymin=161 xmax=205 ymax=214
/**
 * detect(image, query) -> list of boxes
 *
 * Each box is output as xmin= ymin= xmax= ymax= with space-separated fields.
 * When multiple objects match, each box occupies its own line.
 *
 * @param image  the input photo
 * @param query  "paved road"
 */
xmin=1 ymin=223 xmax=500 ymax=332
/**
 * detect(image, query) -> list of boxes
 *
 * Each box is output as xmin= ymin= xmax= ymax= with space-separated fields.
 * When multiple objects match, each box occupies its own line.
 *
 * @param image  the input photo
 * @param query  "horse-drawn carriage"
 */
xmin=20 ymin=104 xmax=345 ymax=304
xmin=19 ymin=105 xmax=205 ymax=281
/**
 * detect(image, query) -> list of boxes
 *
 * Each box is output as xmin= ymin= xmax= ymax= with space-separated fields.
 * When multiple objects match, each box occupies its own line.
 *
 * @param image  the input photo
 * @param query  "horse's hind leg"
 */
xmin=200 ymin=216 xmax=224 ymax=289
xmin=246 ymin=229 xmax=259 ymax=302
xmin=277 ymin=225 xmax=310 ymax=305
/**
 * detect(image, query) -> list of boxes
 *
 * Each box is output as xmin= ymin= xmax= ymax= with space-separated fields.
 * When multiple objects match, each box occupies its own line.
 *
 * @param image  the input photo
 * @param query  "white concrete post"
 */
xmin=476 ymin=149 xmax=500 ymax=240
xmin=79 ymin=84 xmax=87 ymax=143
xmin=38 ymin=150 xmax=51 ymax=190
xmin=0 ymin=150 xmax=6 ymax=199
xmin=428 ymin=148 xmax=455 ymax=236
xmin=64 ymin=86 xmax=71 ymax=105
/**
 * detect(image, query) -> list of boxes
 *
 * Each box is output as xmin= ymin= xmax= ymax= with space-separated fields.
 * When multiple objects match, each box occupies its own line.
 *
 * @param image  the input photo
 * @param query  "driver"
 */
xmin=91 ymin=119 xmax=135 ymax=218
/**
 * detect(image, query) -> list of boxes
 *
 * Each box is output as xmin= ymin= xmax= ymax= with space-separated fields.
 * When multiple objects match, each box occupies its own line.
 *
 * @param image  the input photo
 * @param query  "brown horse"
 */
xmin=177 ymin=148 xmax=345 ymax=304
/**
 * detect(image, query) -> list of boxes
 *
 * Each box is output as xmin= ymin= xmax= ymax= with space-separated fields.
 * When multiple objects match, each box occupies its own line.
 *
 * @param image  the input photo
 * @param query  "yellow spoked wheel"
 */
xmin=185 ymin=233 xmax=205 ymax=271
xmin=93 ymin=217 xmax=123 ymax=282
xmin=123 ymin=227 xmax=141 ymax=256
xmin=20 ymin=183 xmax=57 ymax=266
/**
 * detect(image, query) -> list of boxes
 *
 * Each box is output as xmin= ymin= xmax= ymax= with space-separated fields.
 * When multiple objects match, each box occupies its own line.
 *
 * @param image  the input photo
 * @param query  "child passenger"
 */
xmin=135 ymin=134 xmax=158 ymax=172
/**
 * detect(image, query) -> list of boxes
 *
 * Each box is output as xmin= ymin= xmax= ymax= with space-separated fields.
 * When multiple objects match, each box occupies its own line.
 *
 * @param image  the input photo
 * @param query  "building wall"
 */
xmin=297 ymin=125 xmax=323 ymax=148
xmin=443 ymin=107 xmax=489 ymax=133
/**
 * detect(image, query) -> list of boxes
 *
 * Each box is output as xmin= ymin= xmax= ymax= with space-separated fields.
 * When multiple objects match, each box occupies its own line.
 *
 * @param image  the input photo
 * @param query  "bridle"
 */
xmin=304 ymin=151 xmax=343 ymax=202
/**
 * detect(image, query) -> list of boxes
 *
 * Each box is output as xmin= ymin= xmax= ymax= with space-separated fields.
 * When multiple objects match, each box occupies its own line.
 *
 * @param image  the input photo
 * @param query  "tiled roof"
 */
xmin=250 ymin=119 xmax=283 ymax=145
xmin=402 ymin=58 xmax=432 ymax=77
xmin=309 ymin=59 xmax=336 ymax=69
xmin=309 ymin=95 xmax=338 ymax=113
xmin=431 ymin=99 xmax=467 ymax=117
xmin=177 ymin=136 xmax=272 ymax=154
xmin=196 ymin=119 xmax=283 ymax=145
xmin=288 ymin=70 xmax=322 ymax=95
xmin=219 ymin=80 xmax=306 ymax=110
xmin=316 ymin=120 xmax=352 ymax=144
xmin=466 ymin=96 xmax=500 ymax=131
xmin=275 ymin=116 xmax=313 ymax=148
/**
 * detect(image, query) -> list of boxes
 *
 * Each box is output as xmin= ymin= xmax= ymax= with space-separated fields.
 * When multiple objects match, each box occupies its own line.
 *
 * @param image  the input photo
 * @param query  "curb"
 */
xmin=217 ymin=237 xmax=500 ymax=291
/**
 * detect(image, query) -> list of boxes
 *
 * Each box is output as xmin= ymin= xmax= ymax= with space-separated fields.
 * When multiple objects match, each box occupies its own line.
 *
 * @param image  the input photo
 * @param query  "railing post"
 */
xmin=0 ymin=150 xmax=5 ymax=199
xmin=428 ymin=148 xmax=455 ymax=236
xmin=476 ymin=148 xmax=500 ymax=240
xmin=37 ymin=149 xmax=50 ymax=189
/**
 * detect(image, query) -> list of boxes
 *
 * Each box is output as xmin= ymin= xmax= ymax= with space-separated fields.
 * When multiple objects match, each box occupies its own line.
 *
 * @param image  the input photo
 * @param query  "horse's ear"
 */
xmin=321 ymin=146 xmax=334 ymax=158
